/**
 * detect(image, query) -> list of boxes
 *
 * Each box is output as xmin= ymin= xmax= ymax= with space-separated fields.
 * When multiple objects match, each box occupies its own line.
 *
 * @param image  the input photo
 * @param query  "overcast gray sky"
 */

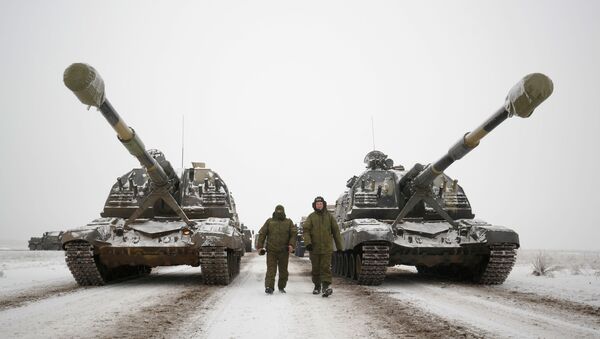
xmin=1 ymin=0 xmax=599 ymax=250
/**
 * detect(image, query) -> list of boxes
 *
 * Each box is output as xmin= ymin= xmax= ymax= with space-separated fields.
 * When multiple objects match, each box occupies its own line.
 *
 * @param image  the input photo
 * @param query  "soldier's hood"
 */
xmin=272 ymin=205 xmax=286 ymax=220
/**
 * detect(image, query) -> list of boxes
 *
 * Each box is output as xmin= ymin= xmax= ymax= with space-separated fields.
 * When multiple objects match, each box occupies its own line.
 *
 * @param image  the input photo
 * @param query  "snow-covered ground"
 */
xmin=0 ymin=249 xmax=212 ymax=338
xmin=505 ymin=264 xmax=600 ymax=307
xmin=376 ymin=266 xmax=600 ymax=338
xmin=372 ymin=249 xmax=600 ymax=338
xmin=510 ymin=249 xmax=600 ymax=306
xmin=0 ymin=249 xmax=598 ymax=338
xmin=174 ymin=254 xmax=394 ymax=339
xmin=0 ymin=250 xmax=74 ymax=298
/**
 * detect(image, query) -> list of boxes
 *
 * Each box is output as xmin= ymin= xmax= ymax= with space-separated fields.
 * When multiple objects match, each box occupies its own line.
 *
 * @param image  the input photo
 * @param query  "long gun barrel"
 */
xmin=63 ymin=63 xmax=169 ymax=187
xmin=63 ymin=63 xmax=195 ymax=227
xmin=393 ymin=73 xmax=553 ymax=228
xmin=414 ymin=73 xmax=554 ymax=187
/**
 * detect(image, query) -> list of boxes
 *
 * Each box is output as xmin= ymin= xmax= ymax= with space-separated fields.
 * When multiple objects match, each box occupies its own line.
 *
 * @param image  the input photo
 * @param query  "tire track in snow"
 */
xmin=175 ymin=254 xmax=480 ymax=339
xmin=372 ymin=268 xmax=600 ymax=338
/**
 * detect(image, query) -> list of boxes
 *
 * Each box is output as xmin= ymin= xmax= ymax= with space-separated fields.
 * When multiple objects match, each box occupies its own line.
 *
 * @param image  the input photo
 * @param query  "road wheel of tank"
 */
xmin=342 ymin=253 xmax=348 ymax=277
xmin=343 ymin=253 xmax=349 ymax=278
xmin=334 ymin=252 xmax=341 ymax=276
xmin=348 ymin=253 xmax=356 ymax=280
xmin=331 ymin=252 xmax=337 ymax=275
xmin=340 ymin=253 xmax=348 ymax=277
xmin=331 ymin=253 xmax=336 ymax=275
xmin=355 ymin=254 xmax=362 ymax=278
xmin=138 ymin=265 xmax=152 ymax=276
xmin=227 ymin=251 xmax=235 ymax=281
xmin=472 ymin=243 xmax=517 ymax=285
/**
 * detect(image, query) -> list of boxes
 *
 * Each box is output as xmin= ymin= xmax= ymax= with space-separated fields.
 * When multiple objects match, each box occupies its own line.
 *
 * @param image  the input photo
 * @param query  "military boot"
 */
xmin=312 ymin=284 xmax=321 ymax=295
xmin=265 ymin=287 xmax=274 ymax=294
xmin=322 ymin=283 xmax=333 ymax=297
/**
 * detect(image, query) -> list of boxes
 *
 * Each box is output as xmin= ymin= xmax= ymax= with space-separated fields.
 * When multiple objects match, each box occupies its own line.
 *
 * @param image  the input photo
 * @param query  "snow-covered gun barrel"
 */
xmin=63 ymin=63 xmax=170 ymax=188
xmin=394 ymin=73 xmax=554 ymax=225
xmin=414 ymin=73 xmax=553 ymax=187
xmin=63 ymin=63 xmax=193 ymax=227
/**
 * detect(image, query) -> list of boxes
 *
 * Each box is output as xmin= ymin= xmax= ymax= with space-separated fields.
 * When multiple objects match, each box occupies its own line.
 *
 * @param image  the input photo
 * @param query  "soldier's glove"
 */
xmin=288 ymin=245 xmax=294 ymax=253
xmin=258 ymin=248 xmax=266 ymax=256
xmin=306 ymin=244 xmax=313 ymax=252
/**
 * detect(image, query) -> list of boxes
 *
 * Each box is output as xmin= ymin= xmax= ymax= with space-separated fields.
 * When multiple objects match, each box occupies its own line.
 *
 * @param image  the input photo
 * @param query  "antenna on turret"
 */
xmin=371 ymin=116 xmax=376 ymax=150
xmin=181 ymin=115 xmax=185 ymax=169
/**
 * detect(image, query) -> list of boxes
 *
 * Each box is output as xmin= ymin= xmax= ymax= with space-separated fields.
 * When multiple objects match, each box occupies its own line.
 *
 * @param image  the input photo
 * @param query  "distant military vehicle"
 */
xmin=332 ymin=73 xmax=553 ymax=285
xmin=241 ymin=224 xmax=253 ymax=252
xmin=294 ymin=217 xmax=306 ymax=257
xmin=28 ymin=231 xmax=64 ymax=250
xmin=61 ymin=63 xmax=244 ymax=286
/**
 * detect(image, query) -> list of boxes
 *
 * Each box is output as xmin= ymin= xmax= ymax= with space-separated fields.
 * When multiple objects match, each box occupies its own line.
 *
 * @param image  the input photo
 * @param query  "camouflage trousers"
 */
xmin=309 ymin=252 xmax=332 ymax=285
xmin=265 ymin=251 xmax=290 ymax=289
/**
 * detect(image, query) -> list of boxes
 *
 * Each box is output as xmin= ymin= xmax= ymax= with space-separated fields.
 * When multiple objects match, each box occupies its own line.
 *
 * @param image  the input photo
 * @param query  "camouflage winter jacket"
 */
xmin=302 ymin=210 xmax=343 ymax=254
xmin=257 ymin=217 xmax=296 ymax=253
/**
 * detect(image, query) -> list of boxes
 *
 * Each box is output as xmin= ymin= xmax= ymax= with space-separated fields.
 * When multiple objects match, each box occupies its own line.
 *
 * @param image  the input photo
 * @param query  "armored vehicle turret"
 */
xmin=61 ymin=63 xmax=244 ymax=286
xmin=332 ymin=73 xmax=553 ymax=285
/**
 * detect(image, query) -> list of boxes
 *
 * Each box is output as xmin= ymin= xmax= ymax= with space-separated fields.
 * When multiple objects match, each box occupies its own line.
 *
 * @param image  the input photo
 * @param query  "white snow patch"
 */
xmin=371 ymin=249 xmax=600 ymax=338
xmin=0 ymin=251 xmax=73 ymax=297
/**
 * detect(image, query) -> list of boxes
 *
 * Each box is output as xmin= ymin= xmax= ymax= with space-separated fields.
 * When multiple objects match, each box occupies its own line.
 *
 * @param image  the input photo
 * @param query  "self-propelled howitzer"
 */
xmin=332 ymin=73 xmax=553 ymax=285
xmin=61 ymin=63 xmax=244 ymax=286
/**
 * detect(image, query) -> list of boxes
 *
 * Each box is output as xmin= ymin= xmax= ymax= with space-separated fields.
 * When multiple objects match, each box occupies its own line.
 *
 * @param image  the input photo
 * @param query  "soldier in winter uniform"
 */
xmin=256 ymin=205 xmax=297 ymax=294
xmin=303 ymin=196 xmax=343 ymax=297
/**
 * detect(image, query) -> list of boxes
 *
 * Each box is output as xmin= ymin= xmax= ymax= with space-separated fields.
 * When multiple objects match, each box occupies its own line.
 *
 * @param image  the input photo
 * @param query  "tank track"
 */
xmin=65 ymin=241 xmax=152 ymax=286
xmin=474 ymin=243 xmax=517 ymax=285
xmin=357 ymin=244 xmax=389 ymax=286
xmin=65 ymin=241 xmax=107 ymax=286
xmin=199 ymin=246 xmax=240 ymax=285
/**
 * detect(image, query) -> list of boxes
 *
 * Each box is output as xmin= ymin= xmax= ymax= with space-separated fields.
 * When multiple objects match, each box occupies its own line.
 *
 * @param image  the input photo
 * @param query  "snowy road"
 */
xmin=0 ymin=263 xmax=214 ymax=338
xmin=174 ymin=254 xmax=395 ymax=339
xmin=376 ymin=268 xmax=600 ymax=338
xmin=1 ymin=250 xmax=599 ymax=338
